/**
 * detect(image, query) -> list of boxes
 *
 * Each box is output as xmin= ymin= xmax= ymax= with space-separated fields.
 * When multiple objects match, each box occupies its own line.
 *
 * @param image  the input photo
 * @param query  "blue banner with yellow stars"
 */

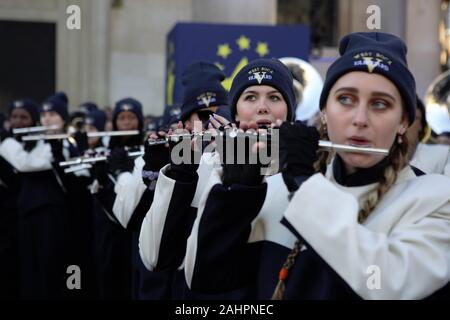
xmin=164 ymin=22 xmax=310 ymax=122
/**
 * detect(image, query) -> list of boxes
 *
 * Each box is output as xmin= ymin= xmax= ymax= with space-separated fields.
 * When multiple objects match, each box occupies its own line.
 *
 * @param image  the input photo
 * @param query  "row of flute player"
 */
xmin=0 ymin=31 xmax=450 ymax=300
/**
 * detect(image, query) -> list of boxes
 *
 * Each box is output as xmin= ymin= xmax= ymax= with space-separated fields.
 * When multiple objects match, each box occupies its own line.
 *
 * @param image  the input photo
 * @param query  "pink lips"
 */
xmin=348 ymin=136 xmax=371 ymax=146
xmin=256 ymin=119 xmax=273 ymax=127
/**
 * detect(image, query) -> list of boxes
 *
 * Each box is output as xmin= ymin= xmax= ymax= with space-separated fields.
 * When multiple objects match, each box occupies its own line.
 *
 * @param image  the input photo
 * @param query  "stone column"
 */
xmin=405 ymin=0 xmax=441 ymax=97
xmin=56 ymin=0 xmax=111 ymax=108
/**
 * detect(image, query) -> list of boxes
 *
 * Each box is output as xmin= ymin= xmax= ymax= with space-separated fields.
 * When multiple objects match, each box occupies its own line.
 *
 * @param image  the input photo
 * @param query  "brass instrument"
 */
xmin=424 ymin=70 xmax=450 ymax=137
xmin=423 ymin=0 xmax=450 ymax=140
xmin=279 ymin=57 xmax=324 ymax=124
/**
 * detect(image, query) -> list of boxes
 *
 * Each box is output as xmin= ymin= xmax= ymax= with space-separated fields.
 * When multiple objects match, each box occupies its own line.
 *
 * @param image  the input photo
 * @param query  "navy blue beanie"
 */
xmin=85 ymin=109 xmax=107 ymax=131
xmin=229 ymin=58 xmax=295 ymax=121
xmin=8 ymin=98 xmax=40 ymax=124
xmin=41 ymin=91 xmax=69 ymax=122
xmin=78 ymin=102 xmax=98 ymax=114
xmin=319 ymin=32 xmax=416 ymax=125
xmin=180 ymin=61 xmax=229 ymax=121
xmin=112 ymin=97 xmax=144 ymax=131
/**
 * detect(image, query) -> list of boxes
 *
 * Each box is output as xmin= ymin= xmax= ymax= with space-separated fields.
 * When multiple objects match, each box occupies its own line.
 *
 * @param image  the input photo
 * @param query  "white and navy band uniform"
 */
xmin=0 ymin=92 xmax=97 ymax=299
xmin=114 ymin=61 xmax=230 ymax=299
xmin=136 ymin=61 xmax=233 ymax=298
xmin=138 ymin=58 xmax=297 ymax=299
xmin=90 ymin=97 xmax=148 ymax=299
xmin=0 ymin=98 xmax=39 ymax=299
xmin=182 ymin=33 xmax=450 ymax=299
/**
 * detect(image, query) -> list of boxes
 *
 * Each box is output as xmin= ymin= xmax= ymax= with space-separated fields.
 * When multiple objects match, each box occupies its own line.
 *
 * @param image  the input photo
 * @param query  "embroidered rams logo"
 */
xmin=121 ymin=103 xmax=132 ymax=111
xmin=42 ymin=103 xmax=52 ymax=111
xmin=362 ymin=57 xmax=383 ymax=73
xmin=197 ymin=92 xmax=217 ymax=107
xmin=353 ymin=52 xmax=391 ymax=73
xmin=248 ymin=71 xmax=272 ymax=84
xmin=254 ymin=71 xmax=267 ymax=84
xmin=14 ymin=100 xmax=24 ymax=108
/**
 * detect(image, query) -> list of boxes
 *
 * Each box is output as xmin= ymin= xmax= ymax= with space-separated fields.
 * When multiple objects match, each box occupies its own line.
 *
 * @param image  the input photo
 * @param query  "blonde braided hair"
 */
xmin=272 ymin=121 xmax=411 ymax=299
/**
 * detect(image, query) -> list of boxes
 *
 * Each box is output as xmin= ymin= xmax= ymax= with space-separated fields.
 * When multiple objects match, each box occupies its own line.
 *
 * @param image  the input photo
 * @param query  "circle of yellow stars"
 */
xmin=216 ymin=35 xmax=269 ymax=59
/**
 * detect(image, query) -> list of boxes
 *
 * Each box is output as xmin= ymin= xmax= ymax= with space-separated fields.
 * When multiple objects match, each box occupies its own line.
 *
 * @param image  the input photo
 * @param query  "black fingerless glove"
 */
xmin=73 ymin=131 xmax=89 ymax=154
xmin=49 ymin=139 xmax=65 ymax=163
xmin=143 ymin=138 xmax=170 ymax=172
xmin=91 ymin=161 xmax=109 ymax=186
xmin=167 ymin=137 xmax=200 ymax=183
xmin=220 ymin=131 xmax=266 ymax=187
xmin=142 ymin=137 xmax=170 ymax=187
xmin=107 ymin=147 xmax=134 ymax=177
xmin=279 ymin=121 xmax=320 ymax=192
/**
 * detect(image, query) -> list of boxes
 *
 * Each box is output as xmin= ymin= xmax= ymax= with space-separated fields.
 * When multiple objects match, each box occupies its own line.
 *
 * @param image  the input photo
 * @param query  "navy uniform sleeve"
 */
xmin=187 ymin=182 xmax=267 ymax=293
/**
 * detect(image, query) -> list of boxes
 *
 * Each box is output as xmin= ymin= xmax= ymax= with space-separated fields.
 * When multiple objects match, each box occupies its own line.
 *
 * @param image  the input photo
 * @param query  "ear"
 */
xmin=320 ymin=111 xmax=327 ymax=125
xmin=235 ymin=114 xmax=240 ymax=122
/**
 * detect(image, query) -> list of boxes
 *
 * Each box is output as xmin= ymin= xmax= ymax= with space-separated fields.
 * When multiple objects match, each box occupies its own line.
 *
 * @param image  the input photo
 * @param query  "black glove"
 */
xmin=167 ymin=135 xmax=201 ymax=182
xmin=107 ymin=147 xmax=134 ymax=177
xmin=49 ymin=139 xmax=64 ymax=163
xmin=73 ymin=131 xmax=89 ymax=154
xmin=91 ymin=161 xmax=109 ymax=186
xmin=142 ymin=137 xmax=170 ymax=187
xmin=219 ymin=130 xmax=267 ymax=187
xmin=279 ymin=121 xmax=320 ymax=192
xmin=143 ymin=136 xmax=170 ymax=172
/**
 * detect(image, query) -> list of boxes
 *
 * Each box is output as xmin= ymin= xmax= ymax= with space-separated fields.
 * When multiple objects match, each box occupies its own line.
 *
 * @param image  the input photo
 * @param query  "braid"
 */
xmin=357 ymin=134 xmax=410 ymax=223
xmin=272 ymin=130 xmax=411 ymax=299
xmin=314 ymin=122 xmax=333 ymax=174
xmin=271 ymin=240 xmax=302 ymax=300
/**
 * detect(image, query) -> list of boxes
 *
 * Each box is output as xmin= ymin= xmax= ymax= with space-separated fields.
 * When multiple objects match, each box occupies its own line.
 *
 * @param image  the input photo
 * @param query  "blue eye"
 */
xmin=338 ymin=95 xmax=353 ymax=105
xmin=372 ymin=100 xmax=388 ymax=110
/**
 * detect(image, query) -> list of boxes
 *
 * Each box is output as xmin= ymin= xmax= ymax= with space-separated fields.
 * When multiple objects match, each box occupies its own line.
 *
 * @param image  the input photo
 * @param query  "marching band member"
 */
xmin=84 ymin=108 xmax=108 ymax=150
xmin=91 ymin=97 xmax=145 ymax=299
xmin=112 ymin=61 xmax=229 ymax=299
xmin=0 ymin=98 xmax=39 ymax=299
xmin=139 ymin=58 xmax=296 ymax=299
xmin=0 ymin=92 xmax=90 ymax=299
xmin=184 ymin=32 xmax=450 ymax=300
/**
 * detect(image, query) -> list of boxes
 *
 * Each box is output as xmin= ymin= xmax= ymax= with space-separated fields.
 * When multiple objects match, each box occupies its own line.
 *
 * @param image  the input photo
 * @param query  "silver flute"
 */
xmin=146 ymin=130 xmax=389 ymax=155
xmin=22 ymin=130 xmax=140 ymax=141
xmin=59 ymin=146 xmax=144 ymax=167
xmin=12 ymin=125 xmax=59 ymax=134
xmin=146 ymin=129 xmax=267 ymax=146
xmin=64 ymin=163 xmax=93 ymax=174
xmin=60 ymin=156 xmax=107 ymax=167
xmin=318 ymin=141 xmax=388 ymax=155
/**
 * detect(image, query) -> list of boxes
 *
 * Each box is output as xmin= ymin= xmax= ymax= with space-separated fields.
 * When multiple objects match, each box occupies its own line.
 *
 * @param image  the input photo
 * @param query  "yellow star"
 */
xmin=255 ymin=42 xmax=269 ymax=57
xmin=236 ymin=35 xmax=251 ymax=50
xmin=217 ymin=43 xmax=232 ymax=59
xmin=221 ymin=57 xmax=249 ymax=90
